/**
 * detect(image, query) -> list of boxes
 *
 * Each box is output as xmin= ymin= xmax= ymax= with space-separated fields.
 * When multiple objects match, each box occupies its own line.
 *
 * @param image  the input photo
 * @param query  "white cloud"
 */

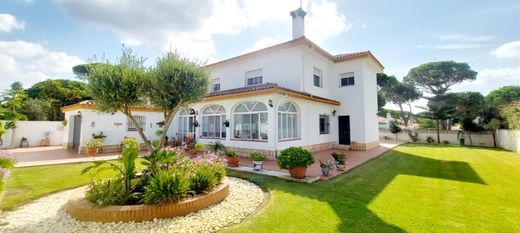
xmin=433 ymin=44 xmax=483 ymax=50
xmin=451 ymin=66 xmax=520 ymax=94
xmin=243 ymin=36 xmax=283 ymax=53
xmin=56 ymin=0 xmax=349 ymax=61
xmin=438 ymin=34 xmax=495 ymax=43
xmin=0 ymin=40 xmax=84 ymax=89
xmin=419 ymin=33 xmax=496 ymax=50
xmin=491 ymin=40 xmax=520 ymax=59
xmin=0 ymin=14 xmax=25 ymax=33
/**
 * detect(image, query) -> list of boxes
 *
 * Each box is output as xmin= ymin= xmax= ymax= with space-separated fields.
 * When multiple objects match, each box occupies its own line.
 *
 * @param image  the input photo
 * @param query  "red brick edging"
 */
xmin=66 ymin=177 xmax=230 ymax=222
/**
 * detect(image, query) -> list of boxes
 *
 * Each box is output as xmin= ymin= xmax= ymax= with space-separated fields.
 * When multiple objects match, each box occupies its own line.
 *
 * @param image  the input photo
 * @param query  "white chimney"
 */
xmin=290 ymin=7 xmax=306 ymax=39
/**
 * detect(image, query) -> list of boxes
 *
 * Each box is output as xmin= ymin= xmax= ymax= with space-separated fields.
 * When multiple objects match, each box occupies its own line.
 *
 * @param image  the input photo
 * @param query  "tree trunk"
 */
xmin=157 ymin=102 xmax=184 ymax=150
xmin=492 ymin=131 xmax=497 ymax=147
xmin=436 ymin=119 xmax=441 ymax=143
xmin=398 ymin=103 xmax=408 ymax=127
xmin=123 ymin=107 xmax=151 ymax=152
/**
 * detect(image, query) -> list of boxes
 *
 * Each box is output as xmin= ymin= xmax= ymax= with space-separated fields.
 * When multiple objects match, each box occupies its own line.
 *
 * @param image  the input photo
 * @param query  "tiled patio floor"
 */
xmin=8 ymin=146 xmax=124 ymax=167
xmin=234 ymin=141 xmax=403 ymax=180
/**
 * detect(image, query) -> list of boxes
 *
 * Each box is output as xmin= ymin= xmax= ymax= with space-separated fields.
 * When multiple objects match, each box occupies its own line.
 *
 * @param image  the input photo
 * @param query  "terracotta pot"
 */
xmin=288 ymin=166 xmax=307 ymax=179
xmin=227 ymin=157 xmax=239 ymax=167
xmin=86 ymin=148 xmax=98 ymax=156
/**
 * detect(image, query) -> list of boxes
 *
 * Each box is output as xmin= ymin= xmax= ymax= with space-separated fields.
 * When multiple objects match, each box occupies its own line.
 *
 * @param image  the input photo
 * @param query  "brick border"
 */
xmin=66 ymin=177 xmax=229 ymax=222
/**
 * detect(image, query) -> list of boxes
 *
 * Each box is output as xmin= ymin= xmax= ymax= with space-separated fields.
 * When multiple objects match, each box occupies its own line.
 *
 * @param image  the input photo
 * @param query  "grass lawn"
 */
xmin=2 ymin=145 xmax=519 ymax=232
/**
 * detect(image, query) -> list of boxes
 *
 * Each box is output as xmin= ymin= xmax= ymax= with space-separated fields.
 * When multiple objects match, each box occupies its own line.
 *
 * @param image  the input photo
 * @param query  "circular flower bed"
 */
xmin=1 ymin=177 xmax=265 ymax=233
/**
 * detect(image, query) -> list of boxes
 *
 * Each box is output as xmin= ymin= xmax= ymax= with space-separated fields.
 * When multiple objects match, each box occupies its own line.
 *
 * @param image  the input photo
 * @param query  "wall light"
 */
xmin=268 ymin=99 xmax=273 ymax=107
xmin=332 ymin=110 xmax=337 ymax=116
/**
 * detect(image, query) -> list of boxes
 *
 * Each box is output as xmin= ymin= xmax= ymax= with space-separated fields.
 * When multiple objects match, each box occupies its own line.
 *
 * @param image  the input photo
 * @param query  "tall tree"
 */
xmin=147 ymin=51 xmax=210 ymax=149
xmin=84 ymin=47 xmax=150 ymax=150
xmin=405 ymin=61 xmax=477 ymax=143
xmin=500 ymin=101 xmax=520 ymax=130
xmin=485 ymin=85 xmax=520 ymax=107
xmin=19 ymin=98 xmax=52 ymax=121
xmin=418 ymin=94 xmax=459 ymax=143
xmin=0 ymin=82 xmax=28 ymax=120
xmin=27 ymin=79 xmax=90 ymax=120
xmin=454 ymin=92 xmax=484 ymax=131
xmin=377 ymin=73 xmax=421 ymax=126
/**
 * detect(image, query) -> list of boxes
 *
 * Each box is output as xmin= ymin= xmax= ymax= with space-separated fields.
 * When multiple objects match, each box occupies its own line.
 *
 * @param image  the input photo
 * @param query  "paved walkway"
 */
xmin=9 ymin=146 xmax=122 ymax=167
xmin=234 ymin=141 xmax=404 ymax=180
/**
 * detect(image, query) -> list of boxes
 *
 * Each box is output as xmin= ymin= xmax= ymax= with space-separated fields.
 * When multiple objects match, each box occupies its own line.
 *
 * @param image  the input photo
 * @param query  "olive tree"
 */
xmin=84 ymin=47 xmax=151 ymax=150
xmin=147 ymin=52 xmax=210 ymax=149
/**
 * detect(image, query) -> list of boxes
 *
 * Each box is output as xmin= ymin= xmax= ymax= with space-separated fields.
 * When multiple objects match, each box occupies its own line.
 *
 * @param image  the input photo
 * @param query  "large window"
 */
xmin=278 ymin=102 xmax=299 ymax=140
xmin=178 ymin=109 xmax=196 ymax=141
xmin=211 ymin=78 xmax=221 ymax=92
xmin=128 ymin=115 xmax=146 ymax=131
xmin=202 ymin=105 xmax=226 ymax=139
xmin=245 ymin=69 xmax=263 ymax=86
xmin=319 ymin=114 xmax=330 ymax=134
xmin=339 ymin=72 xmax=355 ymax=87
xmin=313 ymin=67 xmax=322 ymax=87
xmin=233 ymin=101 xmax=268 ymax=141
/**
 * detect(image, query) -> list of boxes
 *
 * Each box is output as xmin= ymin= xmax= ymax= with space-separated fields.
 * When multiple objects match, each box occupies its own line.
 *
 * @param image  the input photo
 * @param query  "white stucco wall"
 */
xmin=0 ymin=121 xmax=64 ymax=148
xmin=497 ymin=129 xmax=520 ymax=153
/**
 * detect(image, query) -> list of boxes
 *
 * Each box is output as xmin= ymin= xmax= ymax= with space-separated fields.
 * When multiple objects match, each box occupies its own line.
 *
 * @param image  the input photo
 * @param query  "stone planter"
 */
xmin=85 ymin=148 xmax=98 ymax=156
xmin=252 ymin=161 xmax=263 ymax=171
xmin=288 ymin=166 xmax=307 ymax=179
xmin=67 ymin=178 xmax=230 ymax=222
xmin=227 ymin=157 xmax=239 ymax=167
xmin=336 ymin=164 xmax=346 ymax=171
xmin=321 ymin=167 xmax=333 ymax=176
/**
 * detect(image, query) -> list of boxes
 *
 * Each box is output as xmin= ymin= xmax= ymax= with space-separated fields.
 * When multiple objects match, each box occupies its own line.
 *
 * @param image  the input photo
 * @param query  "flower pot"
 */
xmin=321 ymin=167 xmax=333 ymax=176
xmin=252 ymin=161 xmax=263 ymax=171
xmin=227 ymin=157 xmax=239 ymax=167
xmin=86 ymin=148 xmax=98 ymax=156
xmin=336 ymin=164 xmax=346 ymax=171
xmin=288 ymin=166 xmax=307 ymax=179
xmin=41 ymin=138 xmax=50 ymax=146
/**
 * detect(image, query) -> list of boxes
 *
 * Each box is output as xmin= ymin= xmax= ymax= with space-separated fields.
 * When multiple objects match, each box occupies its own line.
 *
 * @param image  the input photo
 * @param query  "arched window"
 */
xmin=178 ymin=108 xmax=196 ymax=141
xmin=233 ymin=101 xmax=268 ymax=141
xmin=201 ymin=105 xmax=226 ymax=139
xmin=278 ymin=102 xmax=299 ymax=140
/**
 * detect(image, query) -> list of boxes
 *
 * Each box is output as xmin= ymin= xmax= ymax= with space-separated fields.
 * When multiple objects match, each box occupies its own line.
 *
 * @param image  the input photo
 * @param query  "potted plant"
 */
xmin=319 ymin=160 xmax=335 ymax=176
xmin=40 ymin=131 xmax=51 ymax=146
xmin=277 ymin=147 xmax=315 ymax=179
xmin=223 ymin=120 xmax=230 ymax=127
xmin=250 ymin=152 xmax=266 ymax=171
xmin=226 ymin=151 xmax=239 ymax=167
xmin=208 ymin=141 xmax=226 ymax=154
xmin=85 ymin=138 xmax=103 ymax=156
xmin=331 ymin=152 xmax=347 ymax=171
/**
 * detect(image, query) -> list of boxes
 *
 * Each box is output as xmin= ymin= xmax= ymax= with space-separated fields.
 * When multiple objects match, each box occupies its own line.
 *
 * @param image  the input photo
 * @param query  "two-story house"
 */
xmin=172 ymin=8 xmax=384 ymax=158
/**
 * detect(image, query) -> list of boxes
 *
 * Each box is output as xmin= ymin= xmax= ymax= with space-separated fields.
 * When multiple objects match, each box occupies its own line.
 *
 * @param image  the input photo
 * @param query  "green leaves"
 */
xmin=405 ymin=61 xmax=477 ymax=95
xmin=277 ymin=147 xmax=315 ymax=169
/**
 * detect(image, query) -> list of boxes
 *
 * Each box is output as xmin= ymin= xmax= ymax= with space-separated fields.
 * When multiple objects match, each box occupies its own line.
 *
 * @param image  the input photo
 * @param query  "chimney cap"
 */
xmin=290 ymin=7 xmax=306 ymax=18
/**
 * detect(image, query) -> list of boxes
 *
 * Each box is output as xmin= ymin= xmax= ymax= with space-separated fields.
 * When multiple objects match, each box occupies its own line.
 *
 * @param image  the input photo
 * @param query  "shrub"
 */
xmin=190 ymin=162 xmax=219 ymax=194
xmin=122 ymin=137 xmax=140 ymax=150
xmin=194 ymin=142 xmax=205 ymax=151
xmin=208 ymin=141 xmax=226 ymax=153
xmin=92 ymin=132 xmax=107 ymax=140
xmin=151 ymin=140 xmax=160 ymax=148
xmin=226 ymin=151 xmax=237 ymax=157
xmin=426 ymin=136 xmax=435 ymax=143
xmin=250 ymin=152 xmax=266 ymax=161
xmin=142 ymin=169 xmax=191 ymax=204
xmin=331 ymin=152 xmax=346 ymax=165
xmin=85 ymin=138 xmax=104 ymax=149
xmin=85 ymin=178 xmax=135 ymax=206
xmin=277 ymin=147 xmax=315 ymax=169
xmin=407 ymin=130 xmax=420 ymax=143
xmin=0 ymin=151 xmax=16 ymax=169
xmin=443 ymin=140 xmax=450 ymax=145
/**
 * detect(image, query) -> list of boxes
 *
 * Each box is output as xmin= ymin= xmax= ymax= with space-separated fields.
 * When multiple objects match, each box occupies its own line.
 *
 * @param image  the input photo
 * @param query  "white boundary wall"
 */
xmin=497 ymin=130 xmax=520 ymax=153
xmin=0 ymin=121 xmax=65 ymax=149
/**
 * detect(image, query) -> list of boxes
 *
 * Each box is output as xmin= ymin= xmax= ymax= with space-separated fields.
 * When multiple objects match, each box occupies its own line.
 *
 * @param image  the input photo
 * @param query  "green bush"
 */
xmin=190 ymin=162 xmax=219 ymax=194
xmin=194 ymin=143 xmax=205 ymax=151
xmin=142 ymin=169 xmax=191 ymax=204
xmin=226 ymin=151 xmax=237 ymax=157
xmin=443 ymin=140 xmax=450 ymax=145
xmin=331 ymin=152 xmax=346 ymax=165
xmin=85 ymin=179 xmax=135 ymax=206
xmin=250 ymin=152 xmax=266 ymax=161
xmin=426 ymin=136 xmax=435 ymax=143
xmin=277 ymin=147 xmax=314 ymax=169
xmin=151 ymin=140 xmax=160 ymax=148
xmin=208 ymin=141 xmax=226 ymax=153
xmin=0 ymin=156 xmax=16 ymax=169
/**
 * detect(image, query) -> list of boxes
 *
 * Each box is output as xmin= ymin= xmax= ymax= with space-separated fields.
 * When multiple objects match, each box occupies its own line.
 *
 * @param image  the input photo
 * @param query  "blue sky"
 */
xmin=1 ymin=0 xmax=519 ymax=107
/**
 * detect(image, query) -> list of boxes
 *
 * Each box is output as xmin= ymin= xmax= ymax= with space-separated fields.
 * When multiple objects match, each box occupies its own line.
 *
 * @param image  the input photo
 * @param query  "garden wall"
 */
xmin=379 ymin=129 xmax=495 ymax=147
xmin=0 ymin=121 xmax=65 ymax=149
xmin=496 ymin=130 xmax=520 ymax=153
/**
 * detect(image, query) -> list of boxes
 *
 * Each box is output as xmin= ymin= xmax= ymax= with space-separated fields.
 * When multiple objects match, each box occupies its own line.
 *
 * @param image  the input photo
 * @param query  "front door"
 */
xmin=72 ymin=115 xmax=82 ymax=150
xmin=338 ymin=115 xmax=351 ymax=145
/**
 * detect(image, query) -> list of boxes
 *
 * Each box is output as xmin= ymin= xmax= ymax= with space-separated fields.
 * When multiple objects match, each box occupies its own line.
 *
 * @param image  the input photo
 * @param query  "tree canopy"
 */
xmin=377 ymin=73 xmax=421 ymax=126
xmin=405 ymin=61 xmax=477 ymax=95
xmin=485 ymin=85 xmax=520 ymax=107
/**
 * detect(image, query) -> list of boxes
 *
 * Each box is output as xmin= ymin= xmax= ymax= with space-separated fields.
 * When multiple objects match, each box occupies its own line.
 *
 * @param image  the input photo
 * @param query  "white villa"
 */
xmin=61 ymin=8 xmax=384 ymax=158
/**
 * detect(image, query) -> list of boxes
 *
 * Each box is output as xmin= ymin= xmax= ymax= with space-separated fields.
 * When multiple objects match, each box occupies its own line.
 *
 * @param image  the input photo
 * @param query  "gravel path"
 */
xmin=0 ymin=177 xmax=265 ymax=233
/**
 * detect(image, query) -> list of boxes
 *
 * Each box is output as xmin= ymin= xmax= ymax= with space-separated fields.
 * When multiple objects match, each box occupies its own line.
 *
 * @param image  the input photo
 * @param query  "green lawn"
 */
xmin=2 ymin=145 xmax=520 ymax=232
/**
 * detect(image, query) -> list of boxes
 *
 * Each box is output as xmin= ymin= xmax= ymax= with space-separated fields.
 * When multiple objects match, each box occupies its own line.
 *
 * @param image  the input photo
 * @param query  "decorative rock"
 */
xmin=0 ymin=177 xmax=265 ymax=233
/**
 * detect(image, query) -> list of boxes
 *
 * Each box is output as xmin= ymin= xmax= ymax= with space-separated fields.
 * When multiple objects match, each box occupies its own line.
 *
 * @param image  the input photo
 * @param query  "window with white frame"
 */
xmin=313 ymin=67 xmax=322 ymax=87
xmin=319 ymin=114 xmax=330 ymax=134
xmin=245 ymin=69 xmax=263 ymax=86
xmin=339 ymin=72 xmax=355 ymax=87
xmin=128 ymin=115 xmax=146 ymax=131
xmin=201 ymin=105 xmax=226 ymax=139
xmin=233 ymin=101 xmax=268 ymax=141
xmin=177 ymin=109 xmax=196 ymax=141
xmin=211 ymin=78 xmax=221 ymax=92
xmin=278 ymin=102 xmax=299 ymax=140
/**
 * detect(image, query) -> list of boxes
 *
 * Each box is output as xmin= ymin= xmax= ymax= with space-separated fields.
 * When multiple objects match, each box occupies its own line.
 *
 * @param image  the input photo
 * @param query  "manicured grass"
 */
xmin=2 ymin=145 xmax=519 ymax=232
xmin=1 ymin=159 xmax=145 ymax=210
xmin=224 ymin=145 xmax=520 ymax=233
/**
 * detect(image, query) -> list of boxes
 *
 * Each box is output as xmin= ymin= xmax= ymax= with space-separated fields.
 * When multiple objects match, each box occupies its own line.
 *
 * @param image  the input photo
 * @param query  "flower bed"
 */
xmin=66 ymin=177 xmax=229 ymax=222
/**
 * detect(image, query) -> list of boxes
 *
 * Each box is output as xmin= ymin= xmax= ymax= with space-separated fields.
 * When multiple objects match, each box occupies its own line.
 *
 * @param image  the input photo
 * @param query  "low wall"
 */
xmin=0 ymin=121 xmax=65 ymax=149
xmin=497 ymin=130 xmax=520 ymax=153
xmin=379 ymin=129 xmax=495 ymax=147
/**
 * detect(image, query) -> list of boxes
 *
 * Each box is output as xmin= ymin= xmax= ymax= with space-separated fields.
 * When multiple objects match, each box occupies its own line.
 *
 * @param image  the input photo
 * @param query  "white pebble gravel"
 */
xmin=0 ymin=177 xmax=265 ymax=233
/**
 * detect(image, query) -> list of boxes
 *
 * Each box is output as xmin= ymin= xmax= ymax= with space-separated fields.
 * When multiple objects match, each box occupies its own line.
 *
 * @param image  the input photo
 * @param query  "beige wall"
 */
xmin=497 ymin=130 xmax=520 ymax=153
